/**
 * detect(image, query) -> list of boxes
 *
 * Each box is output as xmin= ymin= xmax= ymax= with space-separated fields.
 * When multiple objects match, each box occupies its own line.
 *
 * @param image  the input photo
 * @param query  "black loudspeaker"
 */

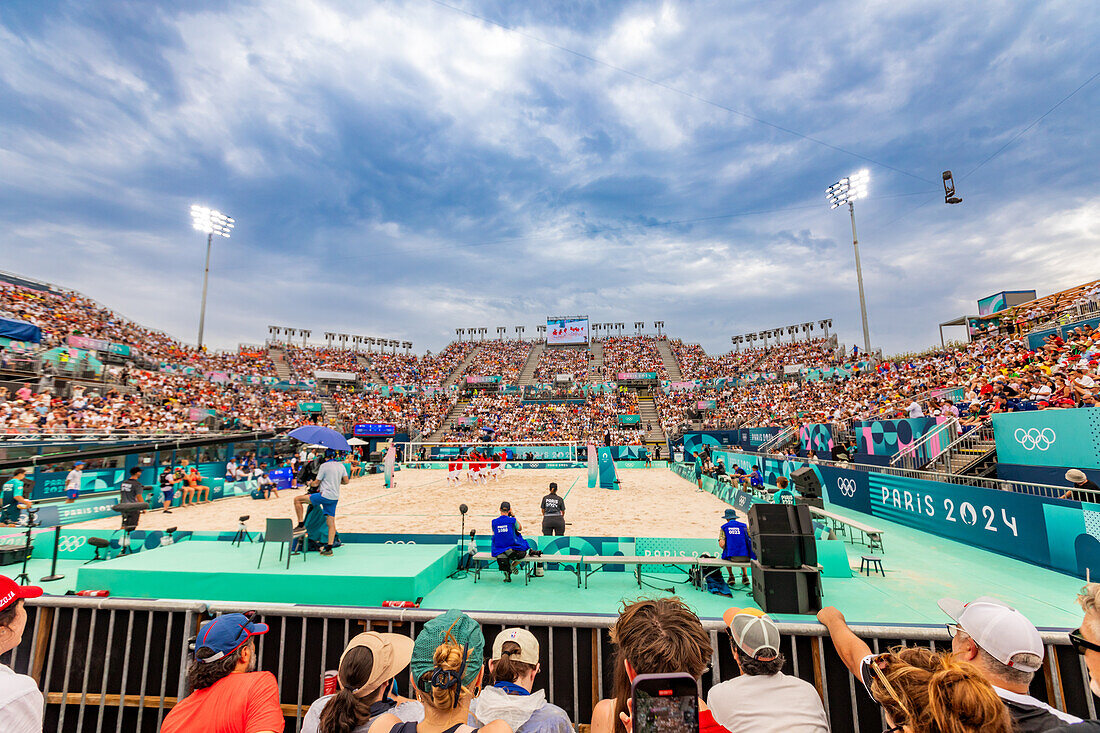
xmin=791 ymin=467 xmax=822 ymax=499
xmin=751 ymin=561 xmax=822 ymax=614
xmin=748 ymin=504 xmax=813 ymax=536
xmin=754 ymin=533 xmax=818 ymax=569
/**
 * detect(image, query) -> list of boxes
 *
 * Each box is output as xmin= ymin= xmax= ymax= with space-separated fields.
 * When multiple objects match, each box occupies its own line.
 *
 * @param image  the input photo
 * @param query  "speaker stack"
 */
xmin=748 ymin=504 xmax=822 ymax=614
xmin=790 ymin=467 xmax=824 ymax=509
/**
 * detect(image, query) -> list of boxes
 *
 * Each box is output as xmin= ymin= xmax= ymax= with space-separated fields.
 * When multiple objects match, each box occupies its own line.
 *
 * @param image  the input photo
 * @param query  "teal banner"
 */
xmin=597 ymin=447 xmax=619 ymax=490
xmin=992 ymin=407 xmax=1100 ymax=470
xmin=618 ymin=414 xmax=641 ymax=425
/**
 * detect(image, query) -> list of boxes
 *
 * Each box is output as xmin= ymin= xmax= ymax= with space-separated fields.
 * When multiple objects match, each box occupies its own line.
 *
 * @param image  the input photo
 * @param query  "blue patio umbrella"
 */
xmin=287 ymin=425 xmax=351 ymax=452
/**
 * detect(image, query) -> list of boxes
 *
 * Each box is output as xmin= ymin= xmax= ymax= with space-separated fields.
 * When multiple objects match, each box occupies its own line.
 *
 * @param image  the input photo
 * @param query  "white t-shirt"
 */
xmin=906 ymin=401 xmax=924 ymax=418
xmin=64 ymin=470 xmax=82 ymax=493
xmin=707 ymin=671 xmax=829 ymax=733
xmin=0 ymin=663 xmax=44 ymax=733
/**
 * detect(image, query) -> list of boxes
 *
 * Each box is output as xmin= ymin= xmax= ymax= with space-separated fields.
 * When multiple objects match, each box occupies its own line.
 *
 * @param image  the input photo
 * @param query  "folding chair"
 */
xmin=257 ymin=518 xmax=307 ymax=569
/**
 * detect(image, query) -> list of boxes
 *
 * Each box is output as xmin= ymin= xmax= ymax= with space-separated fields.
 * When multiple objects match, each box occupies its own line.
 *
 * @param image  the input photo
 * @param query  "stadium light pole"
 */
xmin=190 ymin=205 xmax=234 ymax=349
xmin=826 ymin=170 xmax=872 ymax=355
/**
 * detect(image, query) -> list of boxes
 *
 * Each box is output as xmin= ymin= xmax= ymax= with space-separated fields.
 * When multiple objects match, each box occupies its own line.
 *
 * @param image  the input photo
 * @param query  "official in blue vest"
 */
xmin=749 ymin=467 xmax=764 ymax=493
xmin=719 ymin=508 xmax=754 ymax=586
xmin=491 ymin=501 xmax=535 ymax=583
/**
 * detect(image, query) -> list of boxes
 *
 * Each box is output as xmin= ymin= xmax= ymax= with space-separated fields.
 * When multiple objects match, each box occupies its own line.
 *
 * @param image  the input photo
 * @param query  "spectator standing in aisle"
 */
xmin=469 ymin=628 xmax=572 ymax=733
xmin=0 ymin=574 xmax=43 ymax=732
xmin=160 ymin=613 xmax=284 ymax=733
xmin=707 ymin=608 xmax=827 ymax=732
xmin=368 ymin=609 xmax=510 ymax=733
xmin=302 ymin=631 xmax=419 ymax=733
xmin=590 ymin=597 xmax=728 ymax=733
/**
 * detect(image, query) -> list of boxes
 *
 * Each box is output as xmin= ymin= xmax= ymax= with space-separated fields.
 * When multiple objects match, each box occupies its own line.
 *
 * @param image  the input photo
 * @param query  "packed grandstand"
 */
xmin=1 ymin=272 xmax=1099 ymax=445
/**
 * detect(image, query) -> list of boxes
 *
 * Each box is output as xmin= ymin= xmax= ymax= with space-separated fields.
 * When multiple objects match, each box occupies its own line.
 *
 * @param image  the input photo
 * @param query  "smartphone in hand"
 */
xmin=630 ymin=672 xmax=700 ymax=733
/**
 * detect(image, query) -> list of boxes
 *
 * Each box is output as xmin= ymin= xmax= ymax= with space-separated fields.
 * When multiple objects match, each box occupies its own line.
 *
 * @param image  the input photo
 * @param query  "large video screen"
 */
xmin=546 ymin=315 xmax=589 ymax=346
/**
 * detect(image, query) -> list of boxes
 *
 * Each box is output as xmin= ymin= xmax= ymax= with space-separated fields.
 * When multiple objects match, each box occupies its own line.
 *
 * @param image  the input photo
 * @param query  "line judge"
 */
xmin=540 ymin=482 xmax=566 ymax=536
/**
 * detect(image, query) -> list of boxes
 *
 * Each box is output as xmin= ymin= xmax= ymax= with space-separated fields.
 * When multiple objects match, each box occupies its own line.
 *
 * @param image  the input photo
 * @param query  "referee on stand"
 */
xmin=540 ymin=482 xmax=566 ymax=536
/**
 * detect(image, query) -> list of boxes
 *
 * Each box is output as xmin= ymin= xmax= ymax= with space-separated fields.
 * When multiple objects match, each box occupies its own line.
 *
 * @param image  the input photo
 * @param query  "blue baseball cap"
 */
xmin=73 ymin=460 xmax=85 ymax=466
xmin=195 ymin=613 xmax=269 ymax=662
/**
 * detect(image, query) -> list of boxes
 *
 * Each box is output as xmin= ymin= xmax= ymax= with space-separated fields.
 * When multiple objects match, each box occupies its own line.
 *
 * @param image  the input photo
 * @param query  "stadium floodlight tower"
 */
xmin=455 ymin=328 xmax=464 ymax=341
xmin=826 ymin=170 xmax=872 ymax=355
xmin=654 ymin=321 xmax=664 ymax=337
xmin=190 ymin=204 xmax=234 ymax=349
xmin=497 ymin=327 xmax=506 ymax=340
xmin=515 ymin=326 xmax=525 ymax=339
xmin=536 ymin=324 xmax=546 ymax=340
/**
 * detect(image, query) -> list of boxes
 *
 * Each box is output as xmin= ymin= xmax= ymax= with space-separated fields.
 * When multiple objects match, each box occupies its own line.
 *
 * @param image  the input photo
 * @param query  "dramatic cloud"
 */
xmin=1 ymin=0 xmax=1098 ymax=354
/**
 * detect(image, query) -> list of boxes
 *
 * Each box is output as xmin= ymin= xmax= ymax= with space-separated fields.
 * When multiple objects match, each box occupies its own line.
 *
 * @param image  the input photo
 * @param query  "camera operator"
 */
xmin=491 ymin=501 xmax=538 ymax=582
xmin=294 ymin=449 xmax=348 ymax=557
xmin=0 ymin=469 xmax=33 ymax=527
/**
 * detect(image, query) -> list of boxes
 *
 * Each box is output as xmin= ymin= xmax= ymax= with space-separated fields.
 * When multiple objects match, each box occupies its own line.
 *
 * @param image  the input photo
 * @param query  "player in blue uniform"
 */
xmin=491 ymin=501 xmax=535 ymax=583
xmin=719 ymin=508 xmax=754 ymax=586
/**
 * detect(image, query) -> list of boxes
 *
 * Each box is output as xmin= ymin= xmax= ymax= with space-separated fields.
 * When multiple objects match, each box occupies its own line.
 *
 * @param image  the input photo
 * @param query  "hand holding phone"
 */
xmin=628 ymin=672 xmax=700 ymax=733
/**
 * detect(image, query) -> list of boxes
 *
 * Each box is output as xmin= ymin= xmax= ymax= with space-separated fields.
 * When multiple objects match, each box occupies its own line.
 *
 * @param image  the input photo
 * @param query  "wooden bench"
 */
xmin=471 ymin=552 xmax=750 ymax=589
xmin=809 ymin=507 xmax=885 ymax=551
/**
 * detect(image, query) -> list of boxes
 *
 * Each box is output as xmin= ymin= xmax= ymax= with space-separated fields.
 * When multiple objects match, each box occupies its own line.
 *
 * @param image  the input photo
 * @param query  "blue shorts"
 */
xmin=161 ymin=488 xmax=174 ymax=502
xmin=66 ymin=489 xmax=80 ymax=500
xmin=310 ymin=494 xmax=338 ymax=517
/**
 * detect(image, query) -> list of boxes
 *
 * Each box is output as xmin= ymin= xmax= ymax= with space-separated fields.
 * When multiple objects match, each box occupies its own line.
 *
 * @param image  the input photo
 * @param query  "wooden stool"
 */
xmin=860 ymin=555 xmax=885 ymax=577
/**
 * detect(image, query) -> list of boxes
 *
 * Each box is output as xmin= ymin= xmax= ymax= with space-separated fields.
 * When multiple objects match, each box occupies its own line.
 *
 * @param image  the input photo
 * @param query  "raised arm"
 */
xmin=817 ymin=606 xmax=873 ymax=676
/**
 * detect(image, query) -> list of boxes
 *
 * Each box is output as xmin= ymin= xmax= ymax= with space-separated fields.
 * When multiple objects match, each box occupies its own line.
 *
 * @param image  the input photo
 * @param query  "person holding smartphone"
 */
xmin=590 ymin=597 xmax=727 ymax=733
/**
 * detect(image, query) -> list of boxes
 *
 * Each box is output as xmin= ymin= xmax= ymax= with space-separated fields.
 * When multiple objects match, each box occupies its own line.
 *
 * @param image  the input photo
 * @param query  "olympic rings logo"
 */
xmin=1014 ymin=427 xmax=1056 ymax=451
xmin=58 ymin=536 xmax=87 ymax=553
xmin=837 ymin=478 xmax=857 ymax=497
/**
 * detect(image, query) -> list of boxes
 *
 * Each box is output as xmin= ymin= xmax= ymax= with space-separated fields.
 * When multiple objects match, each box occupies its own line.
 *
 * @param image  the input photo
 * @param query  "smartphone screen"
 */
xmin=631 ymin=673 xmax=700 ymax=733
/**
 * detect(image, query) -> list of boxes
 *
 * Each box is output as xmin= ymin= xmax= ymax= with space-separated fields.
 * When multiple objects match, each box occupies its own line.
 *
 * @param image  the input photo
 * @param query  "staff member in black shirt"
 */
xmin=540 ymin=482 xmax=566 ymax=536
xmin=1064 ymin=469 xmax=1100 ymax=501
xmin=118 ymin=467 xmax=146 ymax=528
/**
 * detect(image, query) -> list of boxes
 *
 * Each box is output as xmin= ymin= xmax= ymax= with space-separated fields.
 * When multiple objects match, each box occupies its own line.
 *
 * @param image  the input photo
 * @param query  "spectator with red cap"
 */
xmin=161 ymin=612 xmax=284 ymax=733
xmin=0 ymin=574 xmax=43 ymax=732
xmin=707 ymin=608 xmax=827 ymax=732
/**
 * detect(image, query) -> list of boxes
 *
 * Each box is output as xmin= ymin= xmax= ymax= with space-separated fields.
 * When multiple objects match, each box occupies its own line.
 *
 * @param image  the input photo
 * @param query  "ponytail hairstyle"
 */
xmin=489 ymin=641 xmax=536 ymax=685
xmin=318 ymin=645 xmax=377 ymax=733
xmin=609 ymin=598 xmax=711 ymax=733
xmin=418 ymin=639 xmax=478 ymax=711
xmin=869 ymin=646 xmax=1011 ymax=733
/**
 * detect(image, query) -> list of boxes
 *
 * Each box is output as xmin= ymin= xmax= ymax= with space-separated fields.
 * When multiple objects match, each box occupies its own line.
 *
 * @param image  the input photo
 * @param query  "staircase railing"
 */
xmin=890 ymin=418 xmax=959 ymax=470
xmin=926 ymin=422 xmax=995 ymax=474
xmin=757 ymin=424 xmax=798 ymax=454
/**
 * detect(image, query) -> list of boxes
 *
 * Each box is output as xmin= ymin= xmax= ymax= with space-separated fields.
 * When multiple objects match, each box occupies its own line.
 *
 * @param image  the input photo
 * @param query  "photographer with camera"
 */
xmin=491 ymin=501 xmax=537 ymax=583
xmin=1 ymin=469 xmax=33 ymax=527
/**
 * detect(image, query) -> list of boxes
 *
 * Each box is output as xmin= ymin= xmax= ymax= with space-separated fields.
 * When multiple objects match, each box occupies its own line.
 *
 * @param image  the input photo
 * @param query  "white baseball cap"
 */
xmin=938 ymin=596 xmax=1044 ymax=672
xmin=724 ymin=607 xmax=781 ymax=660
xmin=491 ymin=628 xmax=540 ymax=665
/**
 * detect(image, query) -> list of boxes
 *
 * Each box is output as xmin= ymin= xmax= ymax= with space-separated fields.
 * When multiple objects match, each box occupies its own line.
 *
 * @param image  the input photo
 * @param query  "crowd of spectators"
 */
xmin=438 ymin=390 xmax=643 ymax=444
xmin=599 ymin=337 xmax=667 ymax=378
xmin=460 ymin=340 xmax=533 ymax=383
xmin=331 ymin=390 xmax=458 ymax=438
xmin=72 ymin=584 xmax=1096 ymax=733
xmin=284 ymin=346 xmax=362 ymax=378
xmin=532 ymin=347 xmax=589 ymax=383
xmin=369 ymin=342 xmax=477 ymax=386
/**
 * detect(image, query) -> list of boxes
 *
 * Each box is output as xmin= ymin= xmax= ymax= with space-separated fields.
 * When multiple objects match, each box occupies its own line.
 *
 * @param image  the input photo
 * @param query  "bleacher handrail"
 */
xmin=889 ymin=417 xmax=959 ymax=469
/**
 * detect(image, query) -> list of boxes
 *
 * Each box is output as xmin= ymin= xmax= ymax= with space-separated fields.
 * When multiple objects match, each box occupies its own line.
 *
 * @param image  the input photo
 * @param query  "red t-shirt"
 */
xmin=161 ymin=671 xmax=284 ymax=733
xmin=700 ymin=707 xmax=732 ymax=733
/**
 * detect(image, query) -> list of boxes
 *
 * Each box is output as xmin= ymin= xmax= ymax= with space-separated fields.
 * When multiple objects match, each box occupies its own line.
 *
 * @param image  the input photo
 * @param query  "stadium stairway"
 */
xmin=442 ymin=343 xmax=484 ymax=388
xmin=589 ymin=340 xmax=605 ymax=379
xmin=356 ymin=353 xmax=384 ymax=385
xmin=636 ymin=394 xmax=666 ymax=444
xmin=517 ymin=342 xmax=545 ymax=385
xmin=319 ymin=395 xmax=338 ymax=427
xmin=268 ymin=346 xmax=292 ymax=381
xmin=427 ymin=397 xmax=470 ymax=442
xmin=655 ymin=337 xmax=682 ymax=380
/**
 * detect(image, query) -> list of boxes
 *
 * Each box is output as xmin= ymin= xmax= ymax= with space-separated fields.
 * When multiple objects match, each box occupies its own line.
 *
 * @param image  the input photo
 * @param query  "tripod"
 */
xmin=232 ymin=518 xmax=252 ymax=546
xmin=15 ymin=522 xmax=34 ymax=586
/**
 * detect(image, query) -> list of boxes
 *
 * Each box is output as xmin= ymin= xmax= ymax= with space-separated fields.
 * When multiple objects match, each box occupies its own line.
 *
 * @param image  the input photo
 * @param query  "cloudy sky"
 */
xmin=1 ymin=1 xmax=1098 ymax=355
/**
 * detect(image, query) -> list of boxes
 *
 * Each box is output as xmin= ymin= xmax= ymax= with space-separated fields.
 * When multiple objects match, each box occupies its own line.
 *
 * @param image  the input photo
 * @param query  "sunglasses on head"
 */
xmin=869 ymin=654 xmax=910 ymax=732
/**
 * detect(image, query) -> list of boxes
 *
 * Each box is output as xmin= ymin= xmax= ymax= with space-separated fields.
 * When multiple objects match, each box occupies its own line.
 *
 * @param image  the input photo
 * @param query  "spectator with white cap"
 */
xmin=0 ymin=574 xmax=44 ymax=732
xmin=302 ymin=631 xmax=419 ymax=733
xmin=707 ymin=607 xmax=827 ymax=733
xmin=1062 ymin=469 xmax=1099 ymax=501
xmin=161 ymin=612 xmax=284 ymax=733
xmin=469 ymin=628 xmax=572 ymax=733
xmin=939 ymin=596 xmax=1079 ymax=731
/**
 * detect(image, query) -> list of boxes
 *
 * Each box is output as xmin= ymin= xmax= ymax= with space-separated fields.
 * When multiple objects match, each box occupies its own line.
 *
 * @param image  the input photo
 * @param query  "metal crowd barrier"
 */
xmin=7 ymin=597 xmax=1091 ymax=733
